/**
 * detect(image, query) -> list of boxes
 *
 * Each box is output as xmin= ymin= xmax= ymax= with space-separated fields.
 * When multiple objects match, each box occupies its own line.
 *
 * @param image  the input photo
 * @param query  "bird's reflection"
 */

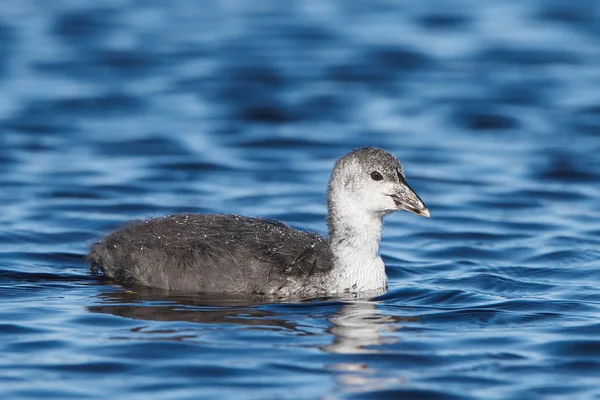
xmin=90 ymin=284 xmax=419 ymax=394
xmin=322 ymin=300 xmax=419 ymax=394
xmin=88 ymin=284 xmax=304 ymax=331
xmin=323 ymin=301 xmax=400 ymax=354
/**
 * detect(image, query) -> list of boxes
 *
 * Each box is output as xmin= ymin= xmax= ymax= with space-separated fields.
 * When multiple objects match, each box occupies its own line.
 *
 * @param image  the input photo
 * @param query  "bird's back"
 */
xmin=88 ymin=214 xmax=333 ymax=295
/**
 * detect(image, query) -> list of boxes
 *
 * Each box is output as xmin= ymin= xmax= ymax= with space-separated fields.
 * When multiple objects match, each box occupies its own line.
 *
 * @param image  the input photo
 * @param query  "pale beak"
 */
xmin=390 ymin=177 xmax=430 ymax=218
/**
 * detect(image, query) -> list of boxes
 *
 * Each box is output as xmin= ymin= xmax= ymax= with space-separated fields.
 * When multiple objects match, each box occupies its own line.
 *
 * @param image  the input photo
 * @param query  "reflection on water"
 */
xmin=90 ymin=287 xmax=421 ymax=395
xmin=89 ymin=288 xmax=304 ymax=331
xmin=324 ymin=302 xmax=418 ymax=396
xmin=325 ymin=302 xmax=406 ymax=354
xmin=88 ymin=286 xmax=393 ymax=335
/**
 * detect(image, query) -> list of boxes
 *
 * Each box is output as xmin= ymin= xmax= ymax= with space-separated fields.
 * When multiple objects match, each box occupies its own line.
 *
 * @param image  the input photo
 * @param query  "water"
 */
xmin=1 ymin=0 xmax=600 ymax=399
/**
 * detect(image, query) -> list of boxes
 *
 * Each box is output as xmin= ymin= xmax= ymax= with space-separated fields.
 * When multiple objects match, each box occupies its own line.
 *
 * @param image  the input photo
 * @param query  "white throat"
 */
xmin=326 ymin=192 xmax=387 ymax=293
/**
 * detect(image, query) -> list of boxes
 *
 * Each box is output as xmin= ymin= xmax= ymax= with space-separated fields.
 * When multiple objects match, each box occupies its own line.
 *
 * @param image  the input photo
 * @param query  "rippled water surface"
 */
xmin=1 ymin=1 xmax=600 ymax=399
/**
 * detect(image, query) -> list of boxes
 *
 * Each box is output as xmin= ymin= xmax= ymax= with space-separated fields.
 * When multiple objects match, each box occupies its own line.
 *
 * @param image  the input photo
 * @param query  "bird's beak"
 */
xmin=390 ymin=177 xmax=430 ymax=218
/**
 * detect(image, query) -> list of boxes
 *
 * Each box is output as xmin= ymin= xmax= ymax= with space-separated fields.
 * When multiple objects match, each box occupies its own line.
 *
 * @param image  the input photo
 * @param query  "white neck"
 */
xmin=326 ymin=196 xmax=387 ymax=293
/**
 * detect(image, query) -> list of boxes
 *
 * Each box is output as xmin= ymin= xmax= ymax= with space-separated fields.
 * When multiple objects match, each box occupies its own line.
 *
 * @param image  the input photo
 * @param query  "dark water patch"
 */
xmin=439 ymin=335 xmax=524 ymax=351
xmin=294 ymin=93 xmax=349 ymax=121
xmin=0 ymin=252 xmax=84 ymax=266
xmin=3 ymin=389 xmax=87 ymax=400
xmin=553 ymin=360 xmax=600 ymax=374
xmin=2 ymin=138 xmax=55 ymax=153
xmin=419 ymin=175 xmax=489 ymax=187
xmin=534 ymin=153 xmax=599 ymax=183
xmin=41 ymin=169 xmax=100 ymax=180
xmin=494 ymin=219 xmax=561 ymax=233
xmin=490 ymin=299 xmax=597 ymax=315
xmin=527 ymin=384 xmax=594 ymax=398
xmin=52 ymin=8 xmax=119 ymax=45
xmin=416 ymin=375 xmax=508 ymax=395
xmin=516 ymin=188 xmax=590 ymax=202
xmin=426 ymin=246 xmax=500 ymax=261
xmin=159 ymin=364 xmax=276 ymax=380
xmin=0 ymin=323 xmax=50 ymax=335
xmin=4 ymin=107 xmax=78 ymax=135
xmin=0 ymin=156 xmax=16 ymax=168
xmin=430 ymin=273 xmax=555 ymax=296
xmin=157 ymin=159 xmax=236 ymax=174
xmin=386 ymin=287 xmax=493 ymax=308
xmin=535 ymin=1 xmax=597 ymax=25
xmin=285 ymin=22 xmax=339 ymax=43
xmin=48 ymin=189 xmax=107 ymax=200
xmin=8 ymin=339 xmax=69 ymax=352
xmin=179 ymin=62 xmax=286 ymax=97
xmin=409 ymin=231 xmax=529 ymax=243
xmin=549 ymin=323 xmax=600 ymax=337
xmin=27 ymin=203 xmax=172 ymax=220
xmin=96 ymin=340 xmax=222 ymax=360
xmin=236 ymin=137 xmax=337 ymax=150
xmin=479 ymin=46 xmax=581 ymax=66
xmin=0 ymin=271 xmax=92 ymax=294
xmin=33 ymin=48 xmax=163 ymax=81
xmin=492 ymin=81 xmax=551 ymax=106
xmin=94 ymin=137 xmax=190 ymax=157
xmin=525 ymin=249 xmax=599 ymax=267
xmin=44 ymin=93 xmax=147 ymax=118
xmin=417 ymin=12 xmax=472 ymax=30
xmin=50 ymin=361 xmax=136 ymax=374
xmin=269 ymin=361 xmax=332 ymax=377
xmin=480 ymin=266 xmax=600 ymax=294
xmin=209 ymin=64 xmax=292 ymax=123
xmin=238 ymin=102 xmax=296 ymax=124
xmin=98 ymin=49 xmax=164 ymax=76
xmin=470 ymin=196 xmax=544 ymax=210
xmin=343 ymin=388 xmax=468 ymax=400
xmin=343 ymin=351 xmax=450 ymax=369
xmin=92 ymin=184 xmax=155 ymax=196
xmin=540 ymin=339 xmax=600 ymax=359
xmin=329 ymin=46 xmax=430 ymax=87
xmin=0 ymin=230 xmax=97 ymax=245
xmin=370 ymin=46 xmax=432 ymax=72
xmin=423 ymin=307 xmax=561 ymax=328
xmin=450 ymin=107 xmax=520 ymax=132
xmin=571 ymin=104 xmax=600 ymax=136
xmin=78 ymin=202 xmax=174 ymax=215
xmin=0 ymin=22 xmax=14 ymax=79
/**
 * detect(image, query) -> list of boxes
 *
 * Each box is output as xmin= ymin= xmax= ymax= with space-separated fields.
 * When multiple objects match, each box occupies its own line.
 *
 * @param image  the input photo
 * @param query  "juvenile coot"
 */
xmin=88 ymin=147 xmax=429 ymax=296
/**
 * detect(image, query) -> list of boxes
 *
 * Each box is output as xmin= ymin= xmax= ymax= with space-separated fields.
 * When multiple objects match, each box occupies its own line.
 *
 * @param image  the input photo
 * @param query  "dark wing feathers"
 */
xmin=88 ymin=214 xmax=332 ymax=294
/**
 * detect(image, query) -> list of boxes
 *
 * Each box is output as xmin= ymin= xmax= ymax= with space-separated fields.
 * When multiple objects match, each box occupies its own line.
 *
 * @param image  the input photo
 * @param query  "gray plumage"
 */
xmin=89 ymin=214 xmax=332 ymax=295
xmin=88 ymin=147 xmax=430 ymax=297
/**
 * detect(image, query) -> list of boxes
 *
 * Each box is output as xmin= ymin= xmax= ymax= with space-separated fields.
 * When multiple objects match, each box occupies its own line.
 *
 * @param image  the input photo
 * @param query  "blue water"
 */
xmin=1 ymin=1 xmax=600 ymax=399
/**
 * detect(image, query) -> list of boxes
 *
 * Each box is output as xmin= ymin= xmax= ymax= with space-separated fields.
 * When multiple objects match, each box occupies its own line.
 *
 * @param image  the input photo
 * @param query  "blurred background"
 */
xmin=1 ymin=1 xmax=600 ymax=399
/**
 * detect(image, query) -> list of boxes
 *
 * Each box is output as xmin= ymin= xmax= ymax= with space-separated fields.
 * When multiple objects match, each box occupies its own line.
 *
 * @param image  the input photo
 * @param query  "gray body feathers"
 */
xmin=88 ymin=214 xmax=334 ymax=296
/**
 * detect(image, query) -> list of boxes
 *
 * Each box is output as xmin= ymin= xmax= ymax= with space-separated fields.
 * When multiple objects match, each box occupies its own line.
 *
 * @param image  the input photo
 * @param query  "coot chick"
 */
xmin=88 ymin=147 xmax=429 ymax=297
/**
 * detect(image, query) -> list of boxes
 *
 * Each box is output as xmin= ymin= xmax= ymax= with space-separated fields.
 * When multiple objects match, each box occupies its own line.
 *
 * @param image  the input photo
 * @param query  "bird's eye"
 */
xmin=370 ymin=171 xmax=384 ymax=181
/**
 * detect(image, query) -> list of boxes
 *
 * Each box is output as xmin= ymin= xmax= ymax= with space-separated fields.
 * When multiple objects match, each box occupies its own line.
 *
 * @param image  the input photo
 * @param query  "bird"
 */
xmin=87 ymin=147 xmax=429 ymax=297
